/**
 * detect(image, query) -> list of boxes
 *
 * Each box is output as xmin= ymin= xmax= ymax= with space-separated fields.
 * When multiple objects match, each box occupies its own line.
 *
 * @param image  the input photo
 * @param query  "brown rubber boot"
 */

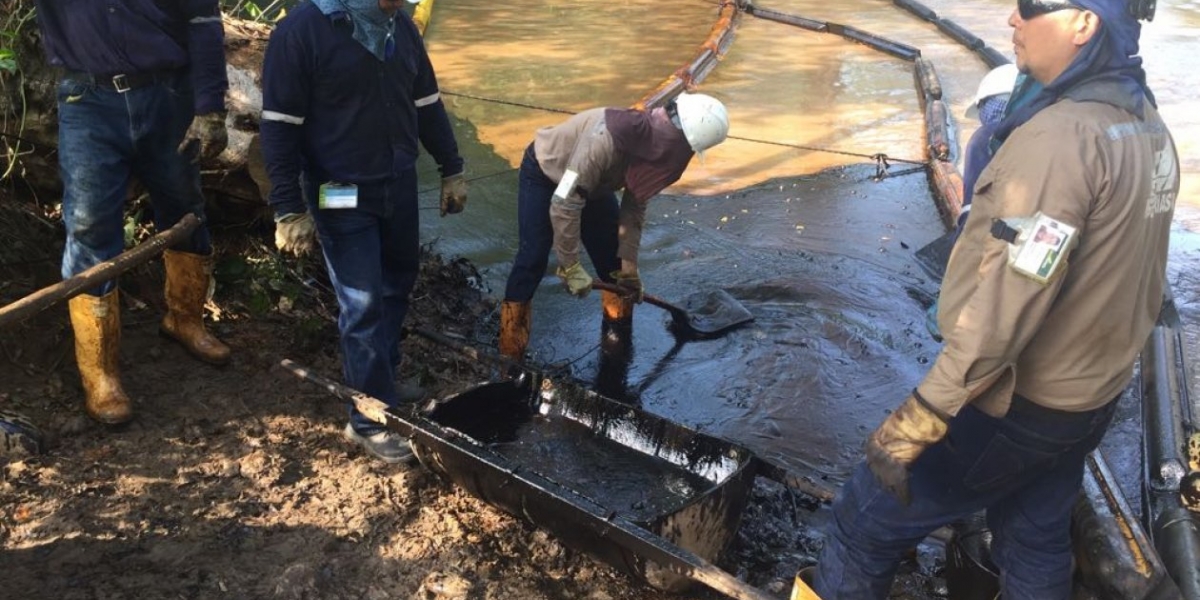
xmin=68 ymin=291 xmax=133 ymax=425
xmin=601 ymin=289 xmax=634 ymax=325
xmin=161 ymin=249 xmax=231 ymax=365
xmin=498 ymin=300 xmax=531 ymax=361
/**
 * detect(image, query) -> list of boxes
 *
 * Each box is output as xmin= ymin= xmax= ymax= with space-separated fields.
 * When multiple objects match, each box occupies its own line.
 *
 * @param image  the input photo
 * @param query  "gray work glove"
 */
xmin=610 ymin=268 xmax=644 ymax=303
xmin=274 ymin=212 xmax=317 ymax=257
xmin=556 ymin=262 xmax=593 ymax=298
xmin=178 ymin=111 xmax=229 ymax=164
xmin=440 ymin=173 xmax=467 ymax=216
xmin=864 ymin=393 xmax=950 ymax=505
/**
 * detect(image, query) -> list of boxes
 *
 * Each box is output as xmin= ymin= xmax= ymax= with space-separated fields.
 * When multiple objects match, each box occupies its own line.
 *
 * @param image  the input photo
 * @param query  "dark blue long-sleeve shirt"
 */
xmin=34 ymin=0 xmax=228 ymax=115
xmin=259 ymin=3 xmax=464 ymax=217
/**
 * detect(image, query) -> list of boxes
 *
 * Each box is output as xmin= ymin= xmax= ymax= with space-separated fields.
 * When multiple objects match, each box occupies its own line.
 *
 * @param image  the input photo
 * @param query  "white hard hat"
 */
xmin=965 ymin=63 xmax=1018 ymax=119
xmin=672 ymin=92 xmax=729 ymax=154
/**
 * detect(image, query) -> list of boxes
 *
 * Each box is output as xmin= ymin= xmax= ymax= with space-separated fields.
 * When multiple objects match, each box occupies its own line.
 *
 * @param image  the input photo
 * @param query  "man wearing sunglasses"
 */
xmin=260 ymin=0 xmax=467 ymax=464
xmin=809 ymin=0 xmax=1179 ymax=598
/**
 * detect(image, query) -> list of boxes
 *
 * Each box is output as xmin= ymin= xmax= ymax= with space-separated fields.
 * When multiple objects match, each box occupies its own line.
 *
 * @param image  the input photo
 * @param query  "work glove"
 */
xmin=274 ymin=212 xmax=318 ymax=257
xmin=864 ymin=393 xmax=950 ymax=505
xmin=610 ymin=269 xmax=644 ymax=303
xmin=440 ymin=173 xmax=468 ymax=216
xmin=556 ymin=262 xmax=593 ymax=298
xmin=178 ymin=111 xmax=228 ymax=164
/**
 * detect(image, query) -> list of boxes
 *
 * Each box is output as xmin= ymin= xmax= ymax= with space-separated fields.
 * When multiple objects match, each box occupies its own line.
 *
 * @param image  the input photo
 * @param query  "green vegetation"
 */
xmin=221 ymin=0 xmax=290 ymax=23
xmin=0 ymin=1 xmax=33 ymax=76
xmin=0 ymin=0 xmax=35 ymax=180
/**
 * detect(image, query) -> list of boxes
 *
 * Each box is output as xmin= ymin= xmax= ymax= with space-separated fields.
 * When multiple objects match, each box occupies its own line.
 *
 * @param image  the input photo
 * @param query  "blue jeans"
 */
xmin=304 ymin=172 xmax=420 ymax=435
xmin=56 ymin=72 xmax=211 ymax=296
xmin=504 ymin=144 xmax=621 ymax=302
xmin=814 ymin=394 xmax=1117 ymax=600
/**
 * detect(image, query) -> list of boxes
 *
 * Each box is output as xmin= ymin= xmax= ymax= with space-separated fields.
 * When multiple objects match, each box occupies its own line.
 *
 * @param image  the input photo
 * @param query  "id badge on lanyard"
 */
xmin=992 ymin=212 xmax=1077 ymax=284
xmin=319 ymin=182 xmax=358 ymax=209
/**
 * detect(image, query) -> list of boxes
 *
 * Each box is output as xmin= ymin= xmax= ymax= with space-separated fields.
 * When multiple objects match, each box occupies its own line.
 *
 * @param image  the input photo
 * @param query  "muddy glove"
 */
xmin=556 ymin=262 xmax=593 ymax=298
xmin=865 ymin=392 xmax=950 ymax=505
xmin=610 ymin=269 xmax=644 ymax=303
xmin=440 ymin=173 xmax=467 ymax=216
xmin=177 ymin=111 xmax=228 ymax=163
xmin=274 ymin=212 xmax=318 ymax=257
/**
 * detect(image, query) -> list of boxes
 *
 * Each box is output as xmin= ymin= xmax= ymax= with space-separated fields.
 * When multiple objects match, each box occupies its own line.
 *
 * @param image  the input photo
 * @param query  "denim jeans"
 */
xmin=56 ymin=72 xmax=211 ymax=296
xmin=814 ymin=394 xmax=1117 ymax=600
xmin=504 ymin=144 xmax=621 ymax=302
xmin=303 ymin=171 xmax=419 ymax=435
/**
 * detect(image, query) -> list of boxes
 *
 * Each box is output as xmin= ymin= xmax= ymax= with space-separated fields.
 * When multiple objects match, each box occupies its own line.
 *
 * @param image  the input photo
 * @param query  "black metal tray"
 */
xmin=411 ymin=377 xmax=757 ymax=592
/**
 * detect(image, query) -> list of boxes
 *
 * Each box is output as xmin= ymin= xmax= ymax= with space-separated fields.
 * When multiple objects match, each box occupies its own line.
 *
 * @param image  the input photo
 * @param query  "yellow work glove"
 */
xmin=556 ymin=262 xmax=593 ymax=298
xmin=864 ymin=393 xmax=950 ymax=505
xmin=609 ymin=269 xmax=644 ymax=303
xmin=178 ymin=111 xmax=228 ymax=163
xmin=440 ymin=173 xmax=467 ymax=216
xmin=274 ymin=212 xmax=317 ymax=257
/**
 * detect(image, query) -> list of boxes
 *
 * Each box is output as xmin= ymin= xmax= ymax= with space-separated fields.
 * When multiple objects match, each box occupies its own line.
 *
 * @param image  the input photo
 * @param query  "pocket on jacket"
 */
xmin=961 ymin=431 xmax=1057 ymax=492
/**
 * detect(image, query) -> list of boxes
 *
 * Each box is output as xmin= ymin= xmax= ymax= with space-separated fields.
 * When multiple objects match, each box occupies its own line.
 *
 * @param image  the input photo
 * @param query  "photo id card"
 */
xmin=318 ymin=182 xmax=358 ymax=209
xmin=1010 ymin=212 xmax=1077 ymax=284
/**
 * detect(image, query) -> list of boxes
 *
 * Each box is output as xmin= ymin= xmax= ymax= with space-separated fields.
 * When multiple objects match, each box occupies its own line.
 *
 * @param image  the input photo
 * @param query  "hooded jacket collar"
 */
xmin=604 ymin=107 xmax=694 ymax=203
xmin=311 ymin=0 xmax=395 ymax=61
xmin=993 ymin=0 xmax=1153 ymax=148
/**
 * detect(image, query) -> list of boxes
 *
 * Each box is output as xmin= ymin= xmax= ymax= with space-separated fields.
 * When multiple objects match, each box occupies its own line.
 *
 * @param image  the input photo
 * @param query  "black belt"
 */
xmin=64 ymin=69 xmax=181 ymax=93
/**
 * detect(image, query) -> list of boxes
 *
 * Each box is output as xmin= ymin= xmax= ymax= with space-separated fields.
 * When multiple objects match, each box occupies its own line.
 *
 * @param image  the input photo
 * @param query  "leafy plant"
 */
xmin=0 ymin=0 xmax=36 ymax=180
xmin=0 ymin=49 xmax=15 ymax=76
xmin=221 ymin=0 xmax=289 ymax=23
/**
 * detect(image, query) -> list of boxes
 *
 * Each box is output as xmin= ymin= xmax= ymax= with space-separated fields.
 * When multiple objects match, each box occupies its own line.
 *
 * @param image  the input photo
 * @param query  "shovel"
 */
xmin=914 ymin=229 xmax=957 ymax=282
xmin=592 ymin=281 xmax=753 ymax=338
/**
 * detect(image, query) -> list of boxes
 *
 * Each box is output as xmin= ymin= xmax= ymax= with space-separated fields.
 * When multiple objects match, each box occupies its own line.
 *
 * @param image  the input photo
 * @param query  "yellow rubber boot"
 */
xmin=601 ymin=289 xmax=634 ymax=325
xmin=411 ymin=0 xmax=434 ymax=36
xmin=499 ymin=300 xmax=531 ymax=361
xmin=68 ymin=291 xmax=133 ymax=425
xmin=790 ymin=566 xmax=821 ymax=599
xmin=161 ymin=250 xmax=231 ymax=365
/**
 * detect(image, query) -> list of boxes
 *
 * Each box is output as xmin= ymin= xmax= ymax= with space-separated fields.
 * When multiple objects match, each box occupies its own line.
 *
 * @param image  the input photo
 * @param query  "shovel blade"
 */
xmin=679 ymin=288 xmax=754 ymax=336
xmin=915 ymin=230 xmax=957 ymax=282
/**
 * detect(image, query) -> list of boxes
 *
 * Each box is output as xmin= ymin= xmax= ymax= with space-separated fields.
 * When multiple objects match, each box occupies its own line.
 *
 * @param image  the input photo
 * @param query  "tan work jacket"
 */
xmin=533 ymin=108 xmax=647 ymax=269
xmin=919 ymin=87 xmax=1179 ymax=417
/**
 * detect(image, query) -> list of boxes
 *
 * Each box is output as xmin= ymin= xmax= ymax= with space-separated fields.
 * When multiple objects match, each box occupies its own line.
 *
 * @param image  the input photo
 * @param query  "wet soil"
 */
xmin=0 ymin=192 xmax=942 ymax=600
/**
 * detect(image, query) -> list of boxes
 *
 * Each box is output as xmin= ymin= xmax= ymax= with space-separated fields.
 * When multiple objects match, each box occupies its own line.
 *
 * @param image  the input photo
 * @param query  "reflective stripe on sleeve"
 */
xmin=190 ymin=16 xmax=223 ymax=23
xmin=414 ymin=92 xmax=440 ymax=108
xmin=262 ymin=110 xmax=306 ymax=125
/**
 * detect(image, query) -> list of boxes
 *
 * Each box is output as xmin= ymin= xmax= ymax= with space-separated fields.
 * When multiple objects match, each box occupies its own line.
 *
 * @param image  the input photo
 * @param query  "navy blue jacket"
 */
xmin=260 ymin=3 xmax=464 ymax=217
xmin=34 ymin=0 xmax=228 ymax=115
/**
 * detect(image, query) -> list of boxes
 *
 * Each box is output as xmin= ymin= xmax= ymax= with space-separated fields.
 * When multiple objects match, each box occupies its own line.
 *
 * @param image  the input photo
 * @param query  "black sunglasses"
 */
xmin=1018 ymin=0 xmax=1082 ymax=20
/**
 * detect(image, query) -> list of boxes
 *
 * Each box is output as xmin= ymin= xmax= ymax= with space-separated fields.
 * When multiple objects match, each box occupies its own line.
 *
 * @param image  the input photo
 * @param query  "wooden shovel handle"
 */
xmin=591 ymin=280 xmax=682 ymax=314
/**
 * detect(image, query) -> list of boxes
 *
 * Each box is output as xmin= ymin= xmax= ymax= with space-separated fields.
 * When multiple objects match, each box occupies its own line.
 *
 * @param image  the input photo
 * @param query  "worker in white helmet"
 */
xmin=927 ymin=63 xmax=1021 ymax=341
xmin=961 ymin=63 xmax=1021 ymax=231
xmin=499 ymin=92 xmax=730 ymax=362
